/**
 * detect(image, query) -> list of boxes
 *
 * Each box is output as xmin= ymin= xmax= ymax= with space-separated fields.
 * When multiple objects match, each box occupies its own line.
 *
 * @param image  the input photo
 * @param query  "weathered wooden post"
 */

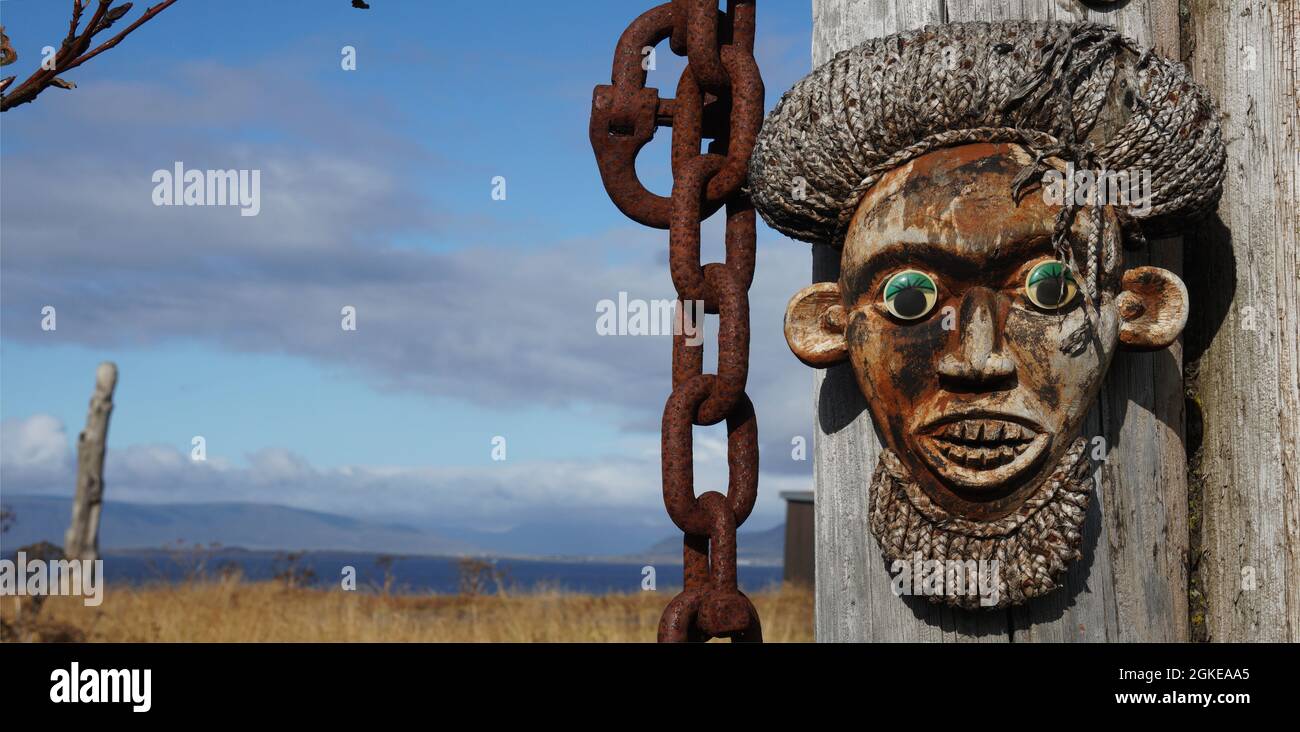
xmin=803 ymin=0 xmax=1195 ymax=642
xmin=1182 ymin=0 xmax=1300 ymax=642
xmin=64 ymin=361 xmax=117 ymax=561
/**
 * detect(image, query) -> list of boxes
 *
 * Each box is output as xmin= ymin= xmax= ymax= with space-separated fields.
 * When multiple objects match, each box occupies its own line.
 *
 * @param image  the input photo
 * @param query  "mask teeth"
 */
xmin=934 ymin=419 xmax=1037 ymax=448
xmin=939 ymin=442 xmax=1019 ymax=469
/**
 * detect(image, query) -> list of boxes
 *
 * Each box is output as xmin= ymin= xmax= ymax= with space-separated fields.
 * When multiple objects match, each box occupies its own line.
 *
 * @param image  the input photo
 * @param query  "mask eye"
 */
xmin=882 ymin=270 xmax=938 ymax=320
xmin=1025 ymin=260 xmax=1078 ymax=309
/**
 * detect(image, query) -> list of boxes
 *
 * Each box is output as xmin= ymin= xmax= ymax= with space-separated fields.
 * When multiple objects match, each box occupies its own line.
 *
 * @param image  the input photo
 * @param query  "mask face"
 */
xmin=781 ymin=142 xmax=1190 ymax=606
xmin=838 ymin=142 xmax=1119 ymax=521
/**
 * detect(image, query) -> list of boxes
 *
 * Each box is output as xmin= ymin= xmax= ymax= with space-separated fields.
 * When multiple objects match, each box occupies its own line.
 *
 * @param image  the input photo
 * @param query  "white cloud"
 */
xmin=0 ymin=414 xmax=74 ymax=489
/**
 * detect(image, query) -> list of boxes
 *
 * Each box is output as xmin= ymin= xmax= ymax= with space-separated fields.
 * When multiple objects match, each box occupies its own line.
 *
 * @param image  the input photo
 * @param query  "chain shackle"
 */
xmin=590 ymin=3 xmax=676 ymax=229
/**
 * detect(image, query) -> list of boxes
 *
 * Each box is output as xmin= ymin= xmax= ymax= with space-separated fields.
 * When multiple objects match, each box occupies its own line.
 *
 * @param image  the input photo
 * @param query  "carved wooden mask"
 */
xmin=783 ymin=142 xmax=1189 ymax=607
xmin=747 ymin=20 xmax=1224 ymax=608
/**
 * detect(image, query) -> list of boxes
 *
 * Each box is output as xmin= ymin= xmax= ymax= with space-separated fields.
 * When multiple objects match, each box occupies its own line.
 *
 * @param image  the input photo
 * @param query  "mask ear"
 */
xmin=1117 ymin=266 xmax=1188 ymax=351
xmin=785 ymin=282 xmax=849 ymax=367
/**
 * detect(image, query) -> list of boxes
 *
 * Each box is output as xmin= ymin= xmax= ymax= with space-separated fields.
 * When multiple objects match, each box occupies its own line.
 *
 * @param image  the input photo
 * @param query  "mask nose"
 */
xmin=937 ymin=287 xmax=1016 ymax=387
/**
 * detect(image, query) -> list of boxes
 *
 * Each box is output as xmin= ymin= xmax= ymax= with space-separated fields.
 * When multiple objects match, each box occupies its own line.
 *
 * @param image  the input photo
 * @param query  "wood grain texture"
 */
xmin=1183 ymin=0 xmax=1300 ymax=642
xmin=811 ymin=0 xmax=1189 ymax=642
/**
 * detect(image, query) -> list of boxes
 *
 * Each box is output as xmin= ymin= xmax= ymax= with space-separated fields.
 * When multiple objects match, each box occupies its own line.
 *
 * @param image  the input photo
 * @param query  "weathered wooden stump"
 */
xmin=64 ymin=361 xmax=117 ymax=562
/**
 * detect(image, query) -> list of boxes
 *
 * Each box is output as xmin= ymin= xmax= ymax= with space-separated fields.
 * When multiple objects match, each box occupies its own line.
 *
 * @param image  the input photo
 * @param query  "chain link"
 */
xmin=591 ymin=0 xmax=764 ymax=643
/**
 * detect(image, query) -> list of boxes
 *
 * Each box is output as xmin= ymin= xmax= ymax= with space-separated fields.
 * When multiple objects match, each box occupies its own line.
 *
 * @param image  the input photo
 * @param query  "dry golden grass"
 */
xmin=1 ymin=578 xmax=812 ymax=642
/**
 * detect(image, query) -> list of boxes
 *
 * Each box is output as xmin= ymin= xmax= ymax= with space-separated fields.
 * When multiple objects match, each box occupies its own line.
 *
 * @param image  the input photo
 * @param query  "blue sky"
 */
xmin=0 ymin=0 xmax=817 ymax=554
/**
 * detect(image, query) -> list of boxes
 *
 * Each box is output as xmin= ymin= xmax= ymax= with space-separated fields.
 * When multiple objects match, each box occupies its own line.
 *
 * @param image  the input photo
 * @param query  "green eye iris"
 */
xmin=1025 ymin=260 xmax=1078 ymax=309
xmin=883 ymin=270 xmax=938 ymax=320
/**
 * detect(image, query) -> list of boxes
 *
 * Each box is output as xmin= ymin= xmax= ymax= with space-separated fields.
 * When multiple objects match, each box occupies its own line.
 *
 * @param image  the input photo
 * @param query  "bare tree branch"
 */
xmin=0 ymin=0 xmax=179 ymax=113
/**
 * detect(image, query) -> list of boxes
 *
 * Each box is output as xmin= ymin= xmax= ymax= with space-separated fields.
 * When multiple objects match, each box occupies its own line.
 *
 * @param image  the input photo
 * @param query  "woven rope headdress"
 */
xmin=748 ymin=20 xmax=1225 ymax=254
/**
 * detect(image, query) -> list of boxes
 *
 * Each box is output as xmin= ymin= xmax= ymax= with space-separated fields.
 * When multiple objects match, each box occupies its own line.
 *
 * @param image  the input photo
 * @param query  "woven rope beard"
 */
xmin=868 ymin=437 xmax=1092 ymax=610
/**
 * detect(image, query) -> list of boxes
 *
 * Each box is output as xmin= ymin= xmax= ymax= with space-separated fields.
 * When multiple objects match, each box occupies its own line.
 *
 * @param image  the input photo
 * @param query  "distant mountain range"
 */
xmin=0 ymin=494 xmax=785 ymax=563
xmin=0 ymin=495 xmax=477 ymax=556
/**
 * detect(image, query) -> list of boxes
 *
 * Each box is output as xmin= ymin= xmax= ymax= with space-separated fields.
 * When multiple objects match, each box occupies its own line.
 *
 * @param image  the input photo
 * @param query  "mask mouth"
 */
xmin=913 ymin=411 xmax=1051 ymax=492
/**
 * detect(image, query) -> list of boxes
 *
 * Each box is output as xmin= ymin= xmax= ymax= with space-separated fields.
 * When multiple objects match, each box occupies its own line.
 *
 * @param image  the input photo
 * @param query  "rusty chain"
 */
xmin=590 ymin=0 xmax=764 ymax=642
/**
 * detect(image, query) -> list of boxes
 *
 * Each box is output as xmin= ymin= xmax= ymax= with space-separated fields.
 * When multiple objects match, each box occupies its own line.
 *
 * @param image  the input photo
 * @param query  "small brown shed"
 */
xmin=780 ymin=490 xmax=814 ymax=586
